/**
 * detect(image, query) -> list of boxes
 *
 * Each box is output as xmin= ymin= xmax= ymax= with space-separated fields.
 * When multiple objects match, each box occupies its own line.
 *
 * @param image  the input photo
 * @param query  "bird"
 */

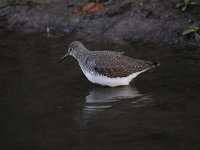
xmin=58 ymin=41 xmax=158 ymax=87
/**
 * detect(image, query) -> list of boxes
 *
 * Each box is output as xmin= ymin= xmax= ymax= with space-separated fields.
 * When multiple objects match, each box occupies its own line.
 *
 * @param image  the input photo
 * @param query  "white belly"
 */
xmin=82 ymin=70 xmax=148 ymax=87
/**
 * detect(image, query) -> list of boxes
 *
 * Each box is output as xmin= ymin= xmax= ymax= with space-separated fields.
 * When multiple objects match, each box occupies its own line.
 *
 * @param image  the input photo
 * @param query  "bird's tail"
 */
xmin=152 ymin=61 xmax=160 ymax=67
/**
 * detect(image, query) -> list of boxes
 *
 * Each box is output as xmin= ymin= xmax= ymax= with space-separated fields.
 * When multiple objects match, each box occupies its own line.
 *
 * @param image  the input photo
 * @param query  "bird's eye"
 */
xmin=68 ymin=47 xmax=73 ymax=52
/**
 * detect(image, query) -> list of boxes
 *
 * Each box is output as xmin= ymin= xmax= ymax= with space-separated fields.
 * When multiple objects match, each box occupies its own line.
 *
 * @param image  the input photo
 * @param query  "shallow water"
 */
xmin=0 ymin=30 xmax=200 ymax=150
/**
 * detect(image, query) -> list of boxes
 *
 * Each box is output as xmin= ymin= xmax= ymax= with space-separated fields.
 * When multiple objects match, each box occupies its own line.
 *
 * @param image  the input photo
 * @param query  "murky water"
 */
xmin=0 ymin=30 xmax=200 ymax=150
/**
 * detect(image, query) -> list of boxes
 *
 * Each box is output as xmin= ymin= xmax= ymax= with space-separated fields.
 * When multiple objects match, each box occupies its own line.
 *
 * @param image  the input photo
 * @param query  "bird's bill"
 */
xmin=58 ymin=53 xmax=69 ymax=63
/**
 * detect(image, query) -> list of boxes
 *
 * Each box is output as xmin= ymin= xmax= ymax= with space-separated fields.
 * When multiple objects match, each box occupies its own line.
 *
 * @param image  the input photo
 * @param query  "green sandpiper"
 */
xmin=59 ymin=41 xmax=158 ymax=87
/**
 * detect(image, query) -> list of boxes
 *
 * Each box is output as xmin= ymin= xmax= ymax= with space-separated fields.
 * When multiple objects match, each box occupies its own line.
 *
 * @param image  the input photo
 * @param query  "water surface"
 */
xmin=0 ymin=31 xmax=200 ymax=150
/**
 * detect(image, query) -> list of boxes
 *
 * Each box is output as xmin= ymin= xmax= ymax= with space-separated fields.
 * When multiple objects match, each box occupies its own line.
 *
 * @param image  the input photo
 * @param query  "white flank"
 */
xmin=82 ymin=69 xmax=150 ymax=87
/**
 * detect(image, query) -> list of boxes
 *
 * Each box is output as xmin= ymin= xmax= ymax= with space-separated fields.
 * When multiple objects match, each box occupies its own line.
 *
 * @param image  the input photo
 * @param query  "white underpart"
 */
xmin=82 ymin=69 xmax=151 ymax=87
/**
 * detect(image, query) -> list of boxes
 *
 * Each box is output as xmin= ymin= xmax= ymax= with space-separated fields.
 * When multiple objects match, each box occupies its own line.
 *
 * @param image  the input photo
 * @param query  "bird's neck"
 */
xmin=73 ymin=49 xmax=89 ymax=60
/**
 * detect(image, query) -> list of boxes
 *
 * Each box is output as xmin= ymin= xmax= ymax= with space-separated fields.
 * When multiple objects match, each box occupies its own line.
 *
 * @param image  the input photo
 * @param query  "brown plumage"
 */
xmin=83 ymin=51 xmax=155 ymax=78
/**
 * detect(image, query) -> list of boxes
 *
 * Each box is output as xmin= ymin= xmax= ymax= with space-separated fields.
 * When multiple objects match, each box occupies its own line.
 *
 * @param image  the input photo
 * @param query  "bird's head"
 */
xmin=58 ymin=41 xmax=87 ymax=63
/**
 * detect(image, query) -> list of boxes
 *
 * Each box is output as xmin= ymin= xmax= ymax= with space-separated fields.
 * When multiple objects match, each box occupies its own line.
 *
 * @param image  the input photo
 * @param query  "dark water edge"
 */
xmin=0 ymin=30 xmax=200 ymax=150
xmin=1 ymin=0 xmax=200 ymax=46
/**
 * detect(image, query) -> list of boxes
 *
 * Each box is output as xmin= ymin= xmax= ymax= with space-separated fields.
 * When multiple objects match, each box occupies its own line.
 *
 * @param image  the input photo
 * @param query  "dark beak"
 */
xmin=58 ymin=53 xmax=69 ymax=63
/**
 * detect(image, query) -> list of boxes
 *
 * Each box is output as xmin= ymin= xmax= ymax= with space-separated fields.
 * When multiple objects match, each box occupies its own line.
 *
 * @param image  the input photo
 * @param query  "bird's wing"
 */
xmin=100 ymin=51 xmax=125 ymax=55
xmin=90 ymin=53 xmax=154 ymax=78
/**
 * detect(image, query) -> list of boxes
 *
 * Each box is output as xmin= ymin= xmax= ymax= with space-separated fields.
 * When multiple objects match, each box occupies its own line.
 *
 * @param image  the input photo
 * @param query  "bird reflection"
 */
xmin=84 ymin=86 xmax=151 ymax=111
xmin=75 ymin=86 xmax=152 ymax=127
